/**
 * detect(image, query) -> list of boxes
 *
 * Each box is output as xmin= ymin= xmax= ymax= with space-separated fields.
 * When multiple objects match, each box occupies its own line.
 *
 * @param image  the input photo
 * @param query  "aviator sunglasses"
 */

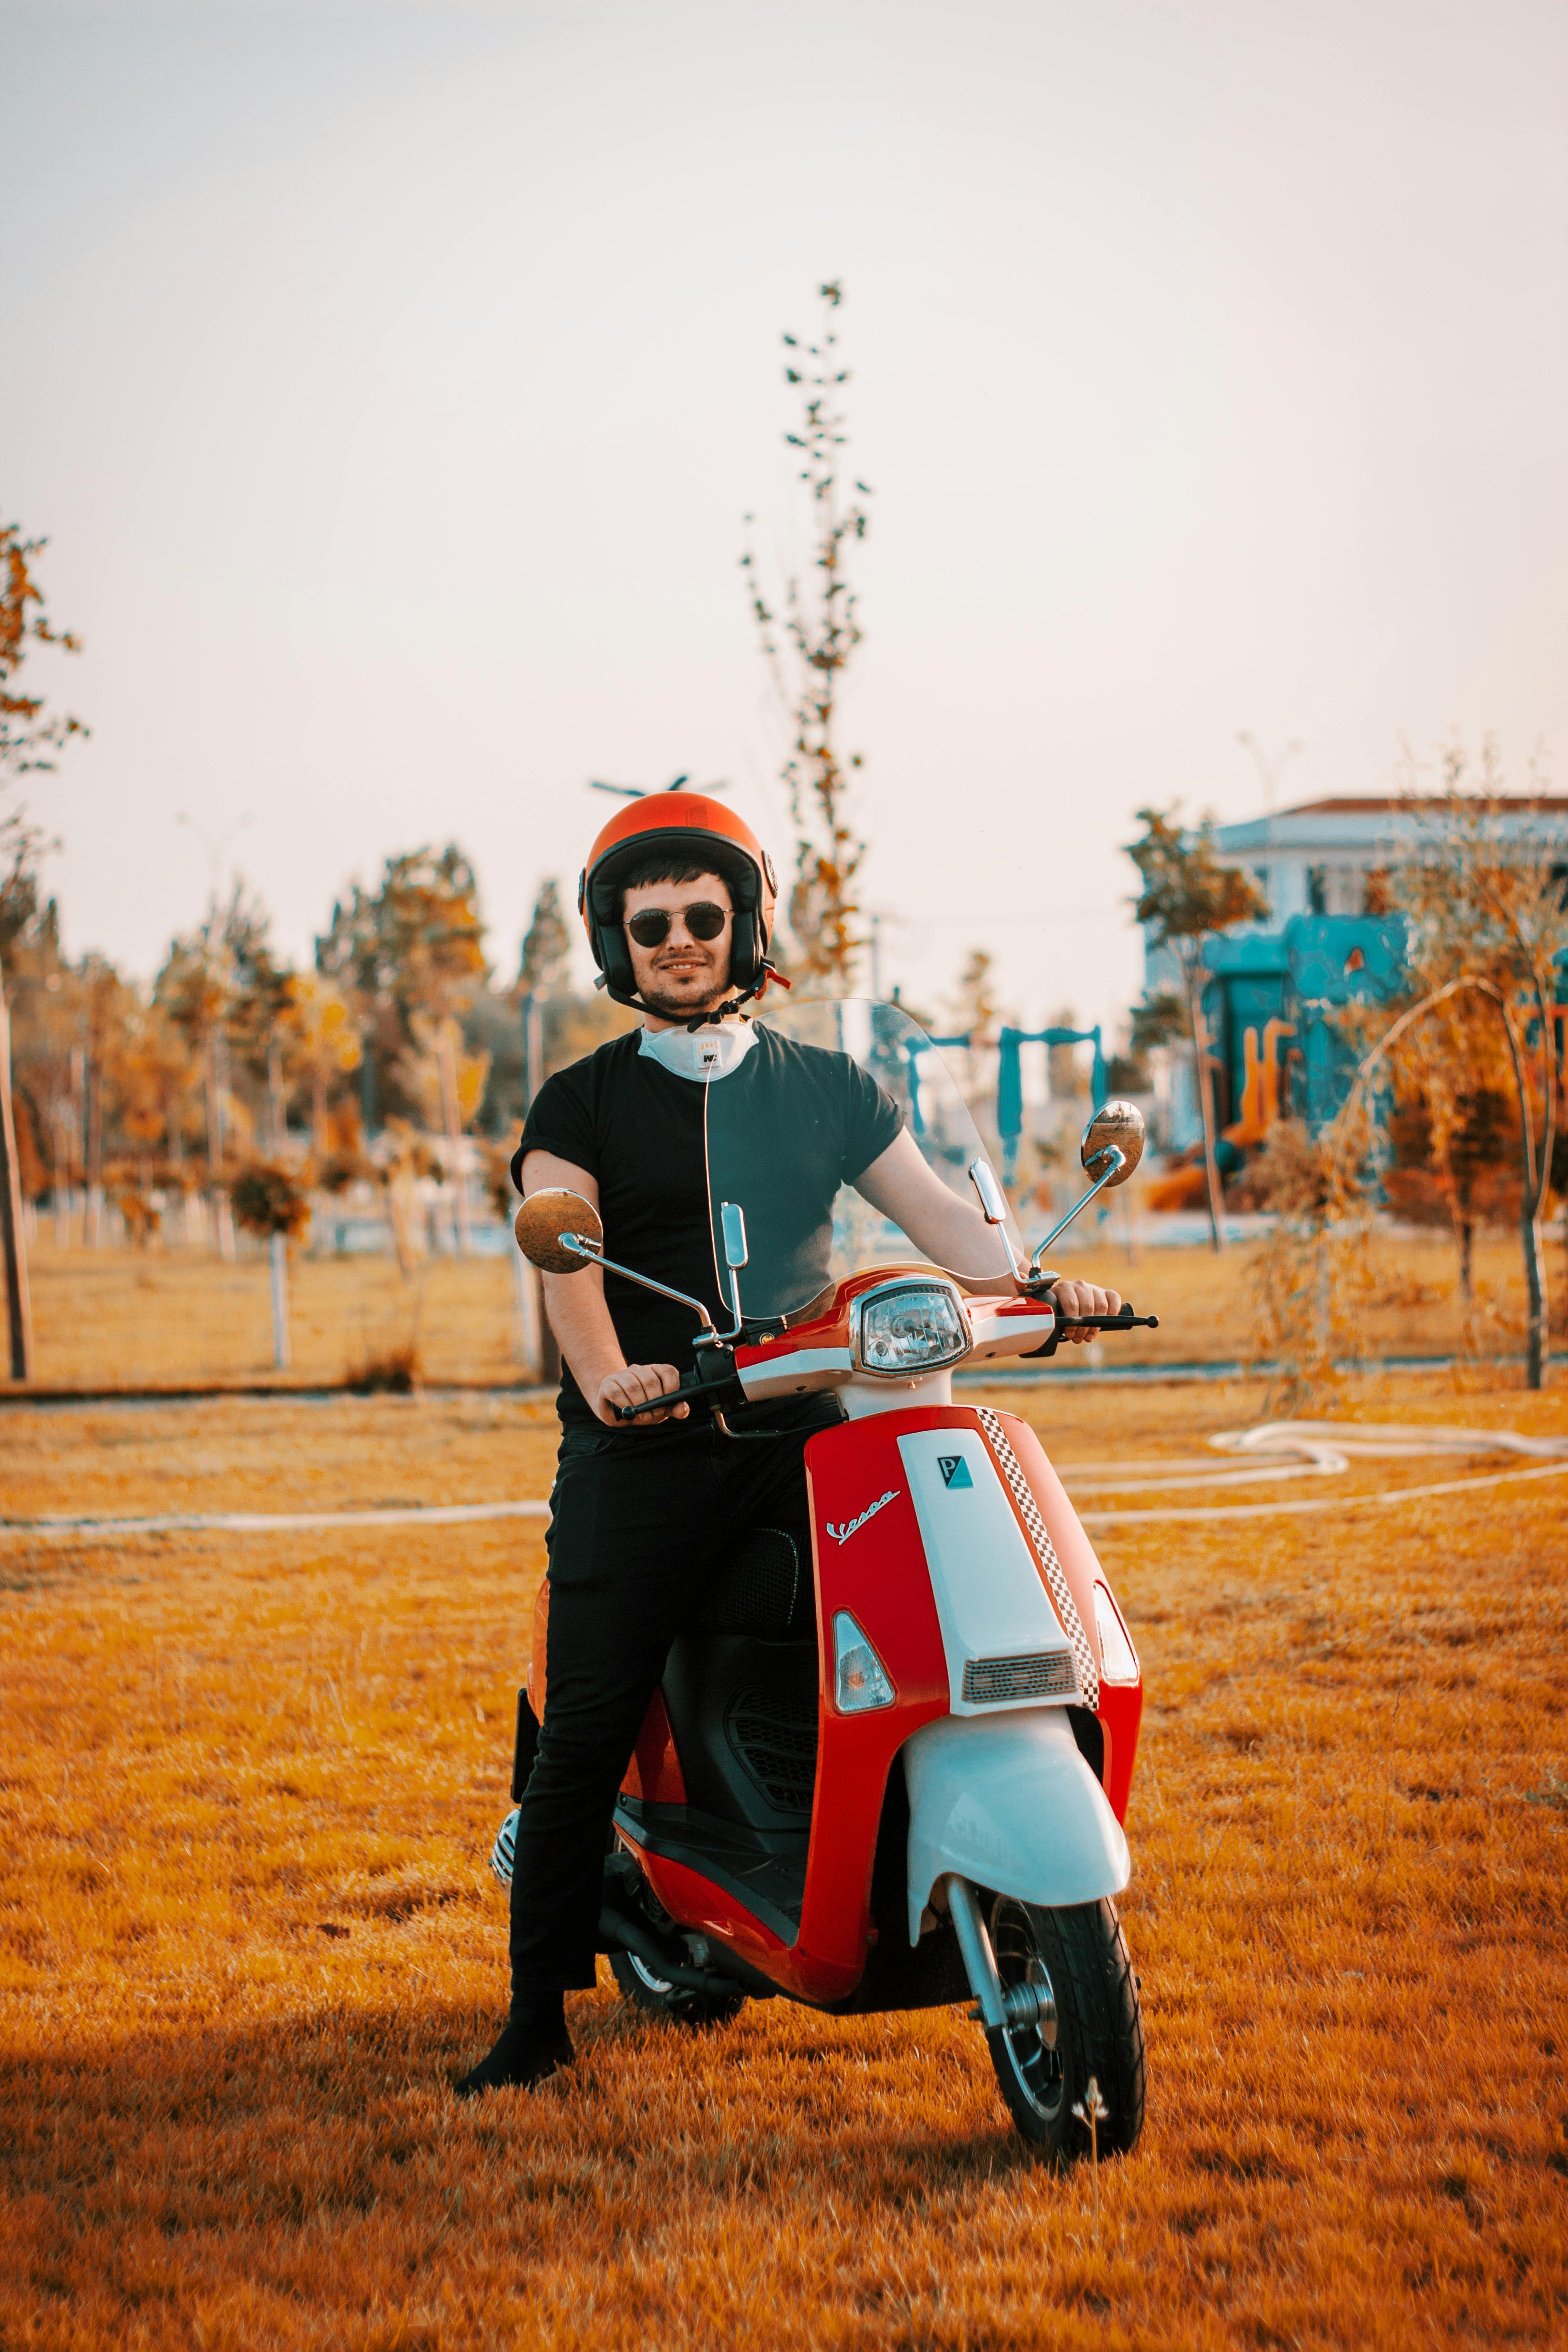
xmin=624 ymin=901 xmax=731 ymax=949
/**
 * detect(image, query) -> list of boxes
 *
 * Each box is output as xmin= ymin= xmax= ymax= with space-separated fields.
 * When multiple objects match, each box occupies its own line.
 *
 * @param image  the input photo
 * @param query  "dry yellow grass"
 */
xmin=1 ymin=1374 xmax=1565 ymax=2347
xmin=15 ymin=1244 xmax=525 ymax=1390
xmin=8 ymin=1222 xmax=1563 ymax=1392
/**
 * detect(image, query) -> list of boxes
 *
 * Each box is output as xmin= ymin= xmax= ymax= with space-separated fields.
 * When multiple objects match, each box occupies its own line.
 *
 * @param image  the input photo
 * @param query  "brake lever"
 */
xmin=1058 ymin=1307 xmax=1160 ymax=1330
xmin=1023 ymin=1301 xmax=1158 ymax=1360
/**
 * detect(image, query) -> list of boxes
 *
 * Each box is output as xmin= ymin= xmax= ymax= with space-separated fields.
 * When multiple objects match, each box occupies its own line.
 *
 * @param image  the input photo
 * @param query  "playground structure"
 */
xmin=917 ymin=1024 xmax=1109 ymax=1190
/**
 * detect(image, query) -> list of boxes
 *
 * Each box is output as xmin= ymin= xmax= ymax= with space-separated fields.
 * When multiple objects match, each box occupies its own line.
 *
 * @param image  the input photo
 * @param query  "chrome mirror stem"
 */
xmin=1027 ymin=1146 xmax=1126 ymax=1273
xmin=560 ymin=1234 xmax=718 ymax=1334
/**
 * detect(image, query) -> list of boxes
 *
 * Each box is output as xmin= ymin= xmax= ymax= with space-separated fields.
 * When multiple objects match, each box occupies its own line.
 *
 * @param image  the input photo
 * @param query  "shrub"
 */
xmin=230 ymin=1161 xmax=311 ymax=1243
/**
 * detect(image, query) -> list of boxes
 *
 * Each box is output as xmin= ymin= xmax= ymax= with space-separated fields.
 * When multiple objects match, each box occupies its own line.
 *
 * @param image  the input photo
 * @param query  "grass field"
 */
xmin=8 ymin=1222 xmax=1563 ymax=1390
xmin=1 ymin=1373 xmax=1565 ymax=2348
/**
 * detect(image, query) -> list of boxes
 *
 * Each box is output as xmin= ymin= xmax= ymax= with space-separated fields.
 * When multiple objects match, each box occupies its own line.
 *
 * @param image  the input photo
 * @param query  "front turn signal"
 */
xmin=832 ymin=1611 xmax=895 ymax=1714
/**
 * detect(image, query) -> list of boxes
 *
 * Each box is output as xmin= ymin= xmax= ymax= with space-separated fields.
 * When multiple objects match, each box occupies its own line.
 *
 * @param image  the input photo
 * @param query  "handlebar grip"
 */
xmin=612 ymin=1359 xmax=739 ymax=1423
xmin=613 ymin=1372 xmax=701 ymax=1423
xmin=1054 ymin=1305 xmax=1159 ymax=1331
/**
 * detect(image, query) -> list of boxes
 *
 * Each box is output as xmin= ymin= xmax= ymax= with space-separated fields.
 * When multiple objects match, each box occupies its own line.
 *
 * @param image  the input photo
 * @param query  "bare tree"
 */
xmin=741 ymin=281 xmax=872 ymax=985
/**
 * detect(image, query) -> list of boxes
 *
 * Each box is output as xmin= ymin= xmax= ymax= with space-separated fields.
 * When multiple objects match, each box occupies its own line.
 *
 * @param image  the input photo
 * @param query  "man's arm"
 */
xmin=852 ymin=1129 xmax=1121 ymax=1344
xmin=519 ymin=1149 xmax=689 ymax=1423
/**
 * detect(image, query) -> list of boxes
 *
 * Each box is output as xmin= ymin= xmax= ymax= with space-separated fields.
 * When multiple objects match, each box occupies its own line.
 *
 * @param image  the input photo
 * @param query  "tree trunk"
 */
xmin=85 ymin=1060 xmax=103 ymax=1248
xmin=53 ymin=1113 xmax=70 ymax=1249
xmin=269 ymin=1231 xmax=291 ymax=1371
xmin=438 ymin=1017 xmax=470 ymax=1258
xmin=267 ymin=1036 xmax=285 ymax=1154
xmin=204 ymin=1035 xmax=226 ymax=1257
xmin=1523 ymin=1205 xmax=1547 ymax=1389
xmin=1456 ymin=1217 xmax=1474 ymax=1303
xmin=311 ymin=1068 xmax=328 ymax=1160
xmin=1189 ymin=981 xmax=1226 ymax=1252
xmin=0 ymin=967 xmax=36 ymax=1381
xmin=205 ymin=1037 xmax=223 ymax=1171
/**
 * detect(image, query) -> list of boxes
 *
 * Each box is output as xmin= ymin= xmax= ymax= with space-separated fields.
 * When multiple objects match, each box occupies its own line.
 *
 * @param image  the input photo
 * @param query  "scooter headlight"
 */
xmin=853 ymin=1281 xmax=969 ymax=1376
xmin=832 ymin=1611 xmax=895 ymax=1713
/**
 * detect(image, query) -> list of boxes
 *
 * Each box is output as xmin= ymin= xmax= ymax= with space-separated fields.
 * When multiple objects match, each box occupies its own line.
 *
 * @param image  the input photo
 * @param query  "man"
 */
xmin=456 ymin=794 xmax=1119 ymax=2095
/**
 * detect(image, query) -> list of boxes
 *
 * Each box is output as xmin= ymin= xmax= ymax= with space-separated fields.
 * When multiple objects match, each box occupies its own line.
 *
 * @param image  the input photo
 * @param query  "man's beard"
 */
xmin=639 ymin=963 xmax=731 ymax=1022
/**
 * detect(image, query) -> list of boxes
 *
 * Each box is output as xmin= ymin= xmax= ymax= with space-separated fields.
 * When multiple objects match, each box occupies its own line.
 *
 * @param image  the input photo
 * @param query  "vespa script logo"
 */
xmin=825 ymin=1489 xmax=900 ymax=1546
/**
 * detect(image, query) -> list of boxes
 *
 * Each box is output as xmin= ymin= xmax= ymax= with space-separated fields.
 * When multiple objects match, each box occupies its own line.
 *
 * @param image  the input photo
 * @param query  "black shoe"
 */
xmin=453 ymin=2017 xmax=574 ymax=2099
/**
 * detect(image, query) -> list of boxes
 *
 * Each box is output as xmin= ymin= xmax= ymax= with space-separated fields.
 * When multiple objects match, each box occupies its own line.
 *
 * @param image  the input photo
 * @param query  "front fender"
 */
xmin=903 ymin=1708 xmax=1130 ymax=1945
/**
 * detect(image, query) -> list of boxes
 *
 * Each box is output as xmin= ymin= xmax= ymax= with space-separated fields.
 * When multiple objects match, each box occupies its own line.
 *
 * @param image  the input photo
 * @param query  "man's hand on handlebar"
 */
xmin=1049 ymin=1278 xmax=1123 ymax=1344
xmin=593 ymin=1364 xmax=690 ymax=1426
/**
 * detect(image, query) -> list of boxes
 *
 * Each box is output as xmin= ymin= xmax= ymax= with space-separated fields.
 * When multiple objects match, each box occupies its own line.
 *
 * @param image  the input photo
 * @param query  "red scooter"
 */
xmin=498 ymin=999 xmax=1154 ymax=2163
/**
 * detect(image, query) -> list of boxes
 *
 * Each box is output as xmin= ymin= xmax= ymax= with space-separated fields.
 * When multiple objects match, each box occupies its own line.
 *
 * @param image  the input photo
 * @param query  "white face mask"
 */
xmin=638 ymin=1021 xmax=758 ymax=1084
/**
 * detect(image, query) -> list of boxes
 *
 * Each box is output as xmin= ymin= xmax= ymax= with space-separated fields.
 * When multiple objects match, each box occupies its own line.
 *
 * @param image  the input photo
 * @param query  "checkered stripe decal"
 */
xmin=976 ymin=1407 xmax=1099 ymax=1710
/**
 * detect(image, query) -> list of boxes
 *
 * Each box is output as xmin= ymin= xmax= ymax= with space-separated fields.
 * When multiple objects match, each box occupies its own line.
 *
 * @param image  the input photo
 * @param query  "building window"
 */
xmin=1308 ymin=866 xmax=1369 ymax=918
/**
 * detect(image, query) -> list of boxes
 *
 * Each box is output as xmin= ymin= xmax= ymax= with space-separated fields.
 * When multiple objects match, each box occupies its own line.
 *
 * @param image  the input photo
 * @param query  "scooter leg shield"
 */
xmin=902 ymin=1709 xmax=1130 ymax=1946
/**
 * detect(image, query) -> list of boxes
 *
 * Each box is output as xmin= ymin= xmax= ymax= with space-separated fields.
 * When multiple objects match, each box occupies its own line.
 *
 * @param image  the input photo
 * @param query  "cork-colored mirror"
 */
xmin=514 ymin=1187 xmax=604 ymax=1273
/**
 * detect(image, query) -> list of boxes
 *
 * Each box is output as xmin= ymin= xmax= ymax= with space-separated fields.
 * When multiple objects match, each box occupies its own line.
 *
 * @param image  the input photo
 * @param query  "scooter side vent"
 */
xmin=961 ymin=1650 xmax=1078 ymax=1705
xmin=726 ymin=1688 xmax=819 ymax=1814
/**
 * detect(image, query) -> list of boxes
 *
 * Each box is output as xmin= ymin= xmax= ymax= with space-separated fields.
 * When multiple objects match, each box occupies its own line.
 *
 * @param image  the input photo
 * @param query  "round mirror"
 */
xmin=514 ymin=1187 xmax=604 ymax=1272
xmin=1080 ymin=1099 xmax=1146 ymax=1188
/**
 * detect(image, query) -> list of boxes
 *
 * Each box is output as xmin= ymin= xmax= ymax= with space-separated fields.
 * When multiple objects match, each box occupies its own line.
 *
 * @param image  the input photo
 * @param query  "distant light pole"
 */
xmin=1236 ymin=733 xmax=1304 ymax=817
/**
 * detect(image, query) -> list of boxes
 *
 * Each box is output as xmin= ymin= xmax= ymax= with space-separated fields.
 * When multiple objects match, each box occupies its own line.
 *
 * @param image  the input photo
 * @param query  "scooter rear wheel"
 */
xmin=984 ymin=1896 xmax=1145 ymax=2164
xmin=608 ymin=1947 xmax=747 ymax=2028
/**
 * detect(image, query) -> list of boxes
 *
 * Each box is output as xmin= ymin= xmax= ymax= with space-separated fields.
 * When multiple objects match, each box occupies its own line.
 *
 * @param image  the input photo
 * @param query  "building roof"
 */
xmin=1215 ymin=795 xmax=1568 ymax=855
xmin=1279 ymin=796 xmax=1568 ymax=818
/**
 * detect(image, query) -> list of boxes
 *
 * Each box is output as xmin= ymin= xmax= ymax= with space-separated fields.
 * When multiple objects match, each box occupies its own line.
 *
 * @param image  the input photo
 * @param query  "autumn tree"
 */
xmin=1127 ymin=805 xmax=1268 ymax=1251
xmin=112 ymin=996 xmax=191 ymax=1193
xmin=1 ymin=525 xmax=86 ymax=781
xmin=742 ymin=281 xmax=872 ymax=985
xmin=157 ymin=921 xmax=237 ymax=1203
xmin=319 ymin=847 xmax=488 ymax=1251
xmin=222 ymin=887 xmax=296 ymax=1152
xmin=514 ymin=874 xmax=574 ymax=1116
xmin=278 ymin=972 xmax=362 ymax=1156
xmin=945 ymin=950 xmax=1001 ymax=1046
xmin=4 ymin=869 xmax=78 ymax=1232
xmin=518 ymin=877 xmax=572 ymax=1000
xmin=0 ymin=526 xmax=87 ymax=1374
xmin=1362 ymin=740 xmax=1568 ymax=1387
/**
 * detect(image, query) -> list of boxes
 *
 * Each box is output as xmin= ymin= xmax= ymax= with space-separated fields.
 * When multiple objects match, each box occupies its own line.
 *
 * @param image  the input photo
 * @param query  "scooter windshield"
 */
xmin=703 ymin=997 xmax=1023 ymax=1323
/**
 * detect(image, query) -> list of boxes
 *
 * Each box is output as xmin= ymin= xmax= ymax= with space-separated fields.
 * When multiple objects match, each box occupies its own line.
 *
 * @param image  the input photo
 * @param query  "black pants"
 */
xmin=508 ymin=1398 xmax=836 ymax=1999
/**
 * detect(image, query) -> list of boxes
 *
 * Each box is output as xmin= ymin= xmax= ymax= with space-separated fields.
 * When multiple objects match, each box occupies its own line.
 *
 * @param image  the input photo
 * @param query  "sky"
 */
xmin=4 ymin=0 xmax=1566 ymax=1041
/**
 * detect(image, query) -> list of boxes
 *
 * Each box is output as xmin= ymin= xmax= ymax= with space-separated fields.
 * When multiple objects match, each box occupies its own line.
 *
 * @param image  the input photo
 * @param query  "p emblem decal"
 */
xmin=937 ymin=1455 xmax=973 ymax=1490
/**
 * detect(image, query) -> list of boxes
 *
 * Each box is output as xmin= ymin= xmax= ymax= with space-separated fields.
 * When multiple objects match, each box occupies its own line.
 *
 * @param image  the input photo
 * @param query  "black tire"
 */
xmin=608 ymin=1945 xmax=747 ymax=2029
xmin=983 ymin=1896 xmax=1145 ymax=2164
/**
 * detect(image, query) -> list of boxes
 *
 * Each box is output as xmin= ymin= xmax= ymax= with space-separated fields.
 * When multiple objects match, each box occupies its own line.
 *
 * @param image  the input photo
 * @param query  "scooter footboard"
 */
xmin=902 ymin=1709 xmax=1130 ymax=1945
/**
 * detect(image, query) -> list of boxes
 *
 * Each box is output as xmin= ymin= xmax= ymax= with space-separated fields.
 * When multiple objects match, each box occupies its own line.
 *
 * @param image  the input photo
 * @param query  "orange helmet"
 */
xmin=578 ymin=792 xmax=779 ymax=1011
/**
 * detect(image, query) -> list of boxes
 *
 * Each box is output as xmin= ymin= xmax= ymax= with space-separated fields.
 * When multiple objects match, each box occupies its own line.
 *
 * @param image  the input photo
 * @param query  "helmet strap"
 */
xmin=680 ymin=959 xmax=790 ymax=1032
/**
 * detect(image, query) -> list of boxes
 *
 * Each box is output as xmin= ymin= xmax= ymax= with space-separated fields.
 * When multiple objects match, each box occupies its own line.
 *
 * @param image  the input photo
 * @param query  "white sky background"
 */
xmin=4 ymin=0 xmax=1566 ymax=1044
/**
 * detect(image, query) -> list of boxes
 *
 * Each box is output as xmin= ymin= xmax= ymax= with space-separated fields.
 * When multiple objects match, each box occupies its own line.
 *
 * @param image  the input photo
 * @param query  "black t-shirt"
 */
xmin=512 ymin=1026 xmax=903 ymax=1425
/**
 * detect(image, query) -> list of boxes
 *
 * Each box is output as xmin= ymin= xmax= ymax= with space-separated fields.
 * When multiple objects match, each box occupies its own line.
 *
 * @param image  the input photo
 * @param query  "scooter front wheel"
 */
xmin=984 ymin=1896 xmax=1145 ymax=2164
xmin=608 ymin=1947 xmax=747 ymax=2029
